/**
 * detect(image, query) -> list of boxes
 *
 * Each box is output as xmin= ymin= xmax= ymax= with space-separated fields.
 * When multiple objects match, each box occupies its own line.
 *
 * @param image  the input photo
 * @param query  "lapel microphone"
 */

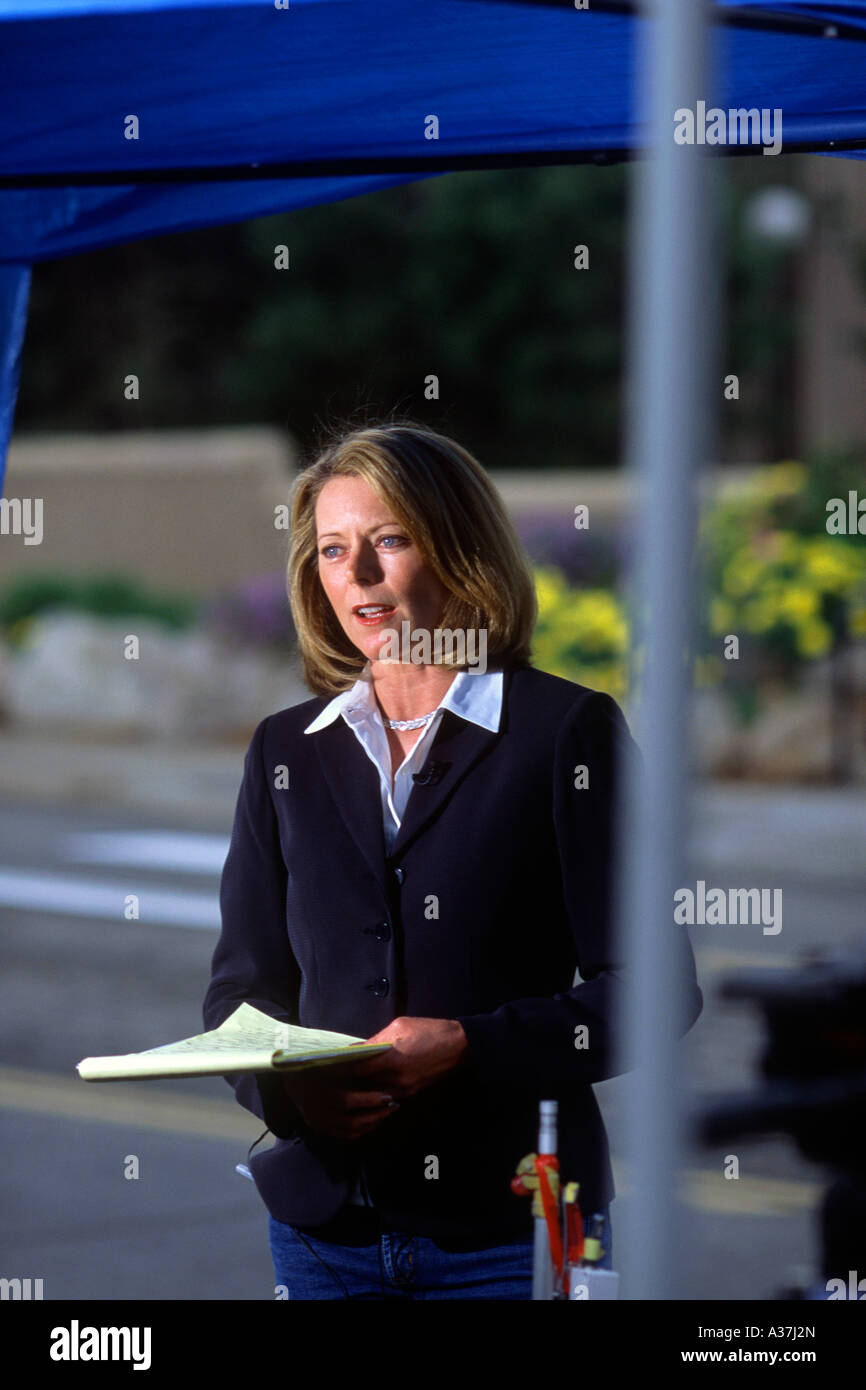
xmin=412 ymin=761 xmax=446 ymax=787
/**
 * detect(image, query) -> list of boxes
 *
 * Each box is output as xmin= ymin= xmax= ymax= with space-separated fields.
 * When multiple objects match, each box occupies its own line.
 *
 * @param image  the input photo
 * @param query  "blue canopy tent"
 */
xmin=2 ymin=0 xmax=866 ymax=477
xmin=2 ymin=0 xmax=865 ymax=1299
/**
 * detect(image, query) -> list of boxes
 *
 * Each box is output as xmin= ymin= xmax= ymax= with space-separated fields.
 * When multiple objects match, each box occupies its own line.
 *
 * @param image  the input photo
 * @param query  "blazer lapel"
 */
xmin=313 ymin=719 xmax=389 ymax=892
xmin=389 ymin=707 xmax=502 ymax=859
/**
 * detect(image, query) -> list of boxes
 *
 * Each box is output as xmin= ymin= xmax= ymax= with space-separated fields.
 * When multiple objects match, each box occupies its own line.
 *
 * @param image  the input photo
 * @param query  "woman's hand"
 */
xmin=280 ymin=1017 xmax=468 ymax=1141
xmin=280 ymin=1066 xmax=399 ymax=1141
xmin=354 ymin=1016 xmax=469 ymax=1097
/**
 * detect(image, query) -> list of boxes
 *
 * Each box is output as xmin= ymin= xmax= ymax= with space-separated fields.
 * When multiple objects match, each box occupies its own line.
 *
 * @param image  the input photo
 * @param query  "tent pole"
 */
xmin=0 ymin=263 xmax=32 ymax=495
xmin=617 ymin=0 xmax=713 ymax=1298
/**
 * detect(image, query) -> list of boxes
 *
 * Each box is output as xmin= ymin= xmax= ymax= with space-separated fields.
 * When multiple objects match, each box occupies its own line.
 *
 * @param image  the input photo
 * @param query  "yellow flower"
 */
xmin=795 ymin=619 xmax=832 ymax=658
xmin=559 ymin=592 xmax=628 ymax=654
xmin=801 ymin=539 xmax=861 ymax=596
xmin=777 ymin=587 xmax=819 ymax=622
xmin=532 ymin=571 xmax=629 ymax=696
xmin=534 ymin=567 xmax=568 ymax=618
xmin=742 ymin=595 xmax=778 ymax=633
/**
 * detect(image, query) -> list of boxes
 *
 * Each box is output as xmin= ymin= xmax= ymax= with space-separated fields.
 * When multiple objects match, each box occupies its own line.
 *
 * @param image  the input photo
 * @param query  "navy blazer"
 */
xmin=203 ymin=660 xmax=703 ymax=1243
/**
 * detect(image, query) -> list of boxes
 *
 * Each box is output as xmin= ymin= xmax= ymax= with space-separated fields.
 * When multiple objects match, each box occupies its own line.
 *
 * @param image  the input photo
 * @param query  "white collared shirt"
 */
xmin=304 ymin=662 xmax=503 ymax=852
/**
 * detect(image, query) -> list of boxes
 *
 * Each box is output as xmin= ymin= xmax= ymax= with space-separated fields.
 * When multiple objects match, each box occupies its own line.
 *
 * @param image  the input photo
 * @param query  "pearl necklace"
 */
xmin=382 ymin=709 xmax=439 ymax=731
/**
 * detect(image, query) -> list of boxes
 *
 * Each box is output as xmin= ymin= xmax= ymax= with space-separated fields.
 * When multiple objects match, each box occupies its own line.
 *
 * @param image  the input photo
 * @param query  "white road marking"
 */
xmin=61 ymin=830 xmax=229 ymax=874
xmin=0 ymin=870 xmax=220 ymax=929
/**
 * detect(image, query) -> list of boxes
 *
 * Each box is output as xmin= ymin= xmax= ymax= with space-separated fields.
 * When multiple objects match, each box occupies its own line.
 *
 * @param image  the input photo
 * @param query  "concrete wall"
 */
xmin=0 ymin=428 xmax=296 ymax=596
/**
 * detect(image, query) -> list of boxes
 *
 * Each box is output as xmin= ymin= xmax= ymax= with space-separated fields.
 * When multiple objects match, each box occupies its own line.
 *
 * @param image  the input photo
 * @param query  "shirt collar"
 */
xmin=303 ymin=662 xmax=503 ymax=735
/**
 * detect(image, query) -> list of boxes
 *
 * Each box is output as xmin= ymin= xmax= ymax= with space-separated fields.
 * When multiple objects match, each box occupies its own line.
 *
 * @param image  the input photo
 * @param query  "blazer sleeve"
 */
xmin=454 ymin=688 xmax=703 ymax=1093
xmin=203 ymin=714 xmax=304 ymax=1141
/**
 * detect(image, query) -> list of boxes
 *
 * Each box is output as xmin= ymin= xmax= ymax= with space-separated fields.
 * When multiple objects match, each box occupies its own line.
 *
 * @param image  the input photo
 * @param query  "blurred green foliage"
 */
xmin=532 ymin=566 xmax=629 ymax=703
xmin=699 ymin=449 xmax=866 ymax=653
xmin=16 ymin=165 xmax=805 ymax=469
xmin=0 ymin=572 xmax=199 ymax=648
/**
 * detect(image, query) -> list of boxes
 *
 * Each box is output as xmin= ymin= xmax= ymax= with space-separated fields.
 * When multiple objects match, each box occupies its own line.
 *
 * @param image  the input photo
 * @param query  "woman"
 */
xmin=203 ymin=419 xmax=703 ymax=1300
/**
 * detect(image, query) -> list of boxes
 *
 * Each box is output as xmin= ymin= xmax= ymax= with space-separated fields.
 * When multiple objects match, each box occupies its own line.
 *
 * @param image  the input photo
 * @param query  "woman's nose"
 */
xmin=345 ymin=541 xmax=381 ymax=584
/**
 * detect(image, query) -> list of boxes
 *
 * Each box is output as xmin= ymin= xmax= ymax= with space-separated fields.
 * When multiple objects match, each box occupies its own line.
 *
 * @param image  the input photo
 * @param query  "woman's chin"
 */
xmin=349 ymin=632 xmax=398 ymax=666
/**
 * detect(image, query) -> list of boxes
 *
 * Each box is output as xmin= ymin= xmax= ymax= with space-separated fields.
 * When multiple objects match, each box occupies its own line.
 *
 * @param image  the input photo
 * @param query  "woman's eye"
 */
xmin=319 ymin=535 xmax=407 ymax=559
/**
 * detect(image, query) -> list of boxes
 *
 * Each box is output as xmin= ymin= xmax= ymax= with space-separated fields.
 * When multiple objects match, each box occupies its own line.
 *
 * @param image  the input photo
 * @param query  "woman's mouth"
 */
xmin=353 ymin=605 xmax=397 ymax=627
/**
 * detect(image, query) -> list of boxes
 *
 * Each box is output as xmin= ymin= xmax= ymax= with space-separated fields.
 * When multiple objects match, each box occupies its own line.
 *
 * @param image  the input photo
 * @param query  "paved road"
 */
xmin=0 ymin=784 xmax=862 ymax=1300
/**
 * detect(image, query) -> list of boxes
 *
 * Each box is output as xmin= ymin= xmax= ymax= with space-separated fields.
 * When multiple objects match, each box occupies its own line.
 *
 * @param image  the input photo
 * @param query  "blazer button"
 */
xmin=368 ymin=977 xmax=390 ymax=997
xmin=363 ymin=922 xmax=391 ymax=942
xmin=393 ymin=866 xmax=406 ymax=885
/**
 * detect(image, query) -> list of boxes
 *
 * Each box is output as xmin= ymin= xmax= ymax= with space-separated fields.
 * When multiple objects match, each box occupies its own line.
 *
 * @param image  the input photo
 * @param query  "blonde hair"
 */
xmin=287 ymin=418 xmax=537 ymax=695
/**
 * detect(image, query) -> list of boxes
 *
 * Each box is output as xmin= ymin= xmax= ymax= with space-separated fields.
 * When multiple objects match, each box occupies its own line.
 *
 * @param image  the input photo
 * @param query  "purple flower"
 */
xmin=201 ymin=574 xmax=296 ymax=652
xmin=515 ymin=510 xmax=619 ymax=587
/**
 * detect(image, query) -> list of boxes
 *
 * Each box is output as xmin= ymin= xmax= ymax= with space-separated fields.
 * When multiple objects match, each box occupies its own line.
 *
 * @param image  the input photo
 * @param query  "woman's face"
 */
xmin=315 ymin=474 xmax=450 ymax=664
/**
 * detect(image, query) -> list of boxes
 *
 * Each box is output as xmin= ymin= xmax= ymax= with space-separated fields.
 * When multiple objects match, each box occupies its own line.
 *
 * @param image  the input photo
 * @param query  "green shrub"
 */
xmin=697 ymin=454 xmax=866 ymax=694
xmin=0 ymin=571 xmax=199 ymax=648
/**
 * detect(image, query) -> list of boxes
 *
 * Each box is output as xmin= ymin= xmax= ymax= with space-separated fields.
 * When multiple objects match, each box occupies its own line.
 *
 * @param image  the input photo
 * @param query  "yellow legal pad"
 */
xmin=77 ymin=1001 xmax=391 ymax=1081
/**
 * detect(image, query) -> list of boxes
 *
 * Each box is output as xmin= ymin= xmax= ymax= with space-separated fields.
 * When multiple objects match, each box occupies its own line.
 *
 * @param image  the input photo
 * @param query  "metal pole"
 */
xmin=617 ymin=0 xmax=714 ymax=1299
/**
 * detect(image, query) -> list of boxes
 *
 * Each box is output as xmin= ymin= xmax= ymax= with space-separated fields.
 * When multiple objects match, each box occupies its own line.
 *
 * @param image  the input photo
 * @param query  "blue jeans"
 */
xmin=269 ymin=1205 xmax=612 ymax=1300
